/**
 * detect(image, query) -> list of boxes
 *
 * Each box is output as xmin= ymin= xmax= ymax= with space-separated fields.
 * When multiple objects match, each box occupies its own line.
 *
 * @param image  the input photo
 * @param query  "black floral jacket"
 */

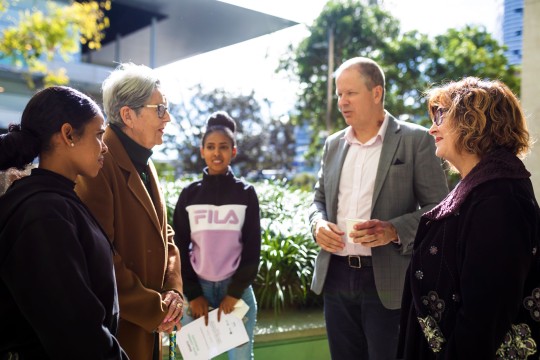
xmin=398 ymin=149 xmax=540 ymax=360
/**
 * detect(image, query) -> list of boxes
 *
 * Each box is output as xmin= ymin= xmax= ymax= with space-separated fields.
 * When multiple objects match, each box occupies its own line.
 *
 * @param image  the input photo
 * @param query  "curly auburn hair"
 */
xmin=426 ymin=77 xmax=531 ymax=158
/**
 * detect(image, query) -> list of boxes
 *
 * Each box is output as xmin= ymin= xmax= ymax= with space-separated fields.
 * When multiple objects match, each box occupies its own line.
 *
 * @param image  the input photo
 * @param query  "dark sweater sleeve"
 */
xmin=1 ymin=202 xmax=128 ymax=360
xmin=227 ymin=185 xmax=262 ymax=298
xmin=173 ymin=187 xmax=204 ymax=300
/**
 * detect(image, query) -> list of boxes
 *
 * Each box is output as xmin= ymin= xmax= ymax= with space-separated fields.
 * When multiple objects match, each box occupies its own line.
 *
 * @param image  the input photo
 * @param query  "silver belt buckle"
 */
xmin=348 ymin=255 xmax=362 ymax=268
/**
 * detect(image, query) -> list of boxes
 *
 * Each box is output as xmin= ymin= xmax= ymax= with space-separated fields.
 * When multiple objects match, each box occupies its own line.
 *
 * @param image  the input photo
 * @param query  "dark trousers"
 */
xmin=323 ymin=255 xmax=401 ymax=360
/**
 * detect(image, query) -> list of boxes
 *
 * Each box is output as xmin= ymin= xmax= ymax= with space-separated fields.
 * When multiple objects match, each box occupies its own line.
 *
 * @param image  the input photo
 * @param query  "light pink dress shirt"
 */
xmin=335 ymin=117 xmax=389 ymax=256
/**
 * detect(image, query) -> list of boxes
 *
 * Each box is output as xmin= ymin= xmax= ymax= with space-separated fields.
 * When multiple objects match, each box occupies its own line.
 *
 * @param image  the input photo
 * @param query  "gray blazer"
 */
xmin=309 ymin=114 xmax=449 ymax=309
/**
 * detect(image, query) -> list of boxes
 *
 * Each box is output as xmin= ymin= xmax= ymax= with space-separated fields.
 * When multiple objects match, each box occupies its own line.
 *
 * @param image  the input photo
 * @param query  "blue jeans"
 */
xmin=182 ymin=278 xmax=257 ymax=360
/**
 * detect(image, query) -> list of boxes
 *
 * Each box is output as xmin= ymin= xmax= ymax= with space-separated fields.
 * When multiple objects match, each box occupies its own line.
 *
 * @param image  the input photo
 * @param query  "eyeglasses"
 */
xmin=139 ymin=104 xmax=169 ymax=119
xmin=432 ymin=107 xmax=445 ymax=126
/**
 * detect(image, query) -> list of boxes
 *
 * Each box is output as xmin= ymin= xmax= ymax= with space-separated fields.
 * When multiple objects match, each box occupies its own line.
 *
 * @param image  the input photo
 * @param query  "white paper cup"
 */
xmin=346 ymin=218 xmax=367 ymax=243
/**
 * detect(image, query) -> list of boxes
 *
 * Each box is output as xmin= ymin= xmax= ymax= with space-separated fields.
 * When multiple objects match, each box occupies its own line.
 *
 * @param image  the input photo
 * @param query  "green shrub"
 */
xmin=161 ymin=176 xmax=321 ymax=314
xmin=288 ymin=172 xmax=317 ymax=192
xmin=161 ymin=174 xmax=199 ymax=224
xmin=254 ymin=179 xmax=321 ymax=313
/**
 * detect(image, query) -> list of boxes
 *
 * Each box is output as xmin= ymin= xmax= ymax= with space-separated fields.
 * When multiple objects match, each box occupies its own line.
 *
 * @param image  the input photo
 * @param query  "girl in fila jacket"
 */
xmin=173 ymin=111 xmax=261 ymax=360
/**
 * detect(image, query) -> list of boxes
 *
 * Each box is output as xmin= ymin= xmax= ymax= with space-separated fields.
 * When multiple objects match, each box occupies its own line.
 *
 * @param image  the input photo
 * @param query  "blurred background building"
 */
xmin=0 ymin=0 xmax=538 ymax=194
xmin=503 ymin=0 xmax=524 ymax=65
xmin=0 ymin=0 xmax=297 ymax=133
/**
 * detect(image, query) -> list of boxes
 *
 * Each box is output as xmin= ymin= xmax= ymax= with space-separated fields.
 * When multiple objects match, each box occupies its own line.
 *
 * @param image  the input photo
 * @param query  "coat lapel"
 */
xmin=372 ymin=116 xmax=401 ymax=209
xmin=104 ymin=128 xmax=162 ymax=234
xmin=147 ymin=160 xmax=165 ymax=229
xmin=329 ymin=135 xmax=350 ymax=219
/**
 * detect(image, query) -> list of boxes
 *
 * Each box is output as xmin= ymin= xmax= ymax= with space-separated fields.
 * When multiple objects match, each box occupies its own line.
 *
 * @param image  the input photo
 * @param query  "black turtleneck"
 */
xmin=110 ymin=123 xmax=153 ymax=194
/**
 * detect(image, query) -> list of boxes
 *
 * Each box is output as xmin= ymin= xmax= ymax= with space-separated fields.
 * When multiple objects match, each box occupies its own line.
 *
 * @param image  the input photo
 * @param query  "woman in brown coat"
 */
xmin=76 ymin=63 xmax=184 ymax=360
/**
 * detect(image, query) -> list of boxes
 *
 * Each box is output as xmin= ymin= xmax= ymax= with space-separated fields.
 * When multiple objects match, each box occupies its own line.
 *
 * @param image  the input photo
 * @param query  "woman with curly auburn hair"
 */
xmin=398 ymin=77 xmax=540 ymax=359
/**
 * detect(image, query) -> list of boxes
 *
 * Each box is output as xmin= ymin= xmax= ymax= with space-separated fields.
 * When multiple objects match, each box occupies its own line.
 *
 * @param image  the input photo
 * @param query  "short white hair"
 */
xmin=102 ymin=62 xmax=160 ymax=126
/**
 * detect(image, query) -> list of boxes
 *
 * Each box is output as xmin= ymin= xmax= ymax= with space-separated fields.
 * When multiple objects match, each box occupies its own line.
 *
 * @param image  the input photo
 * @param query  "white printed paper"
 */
xmin=177 ymin=299 xmax=249 ymax=360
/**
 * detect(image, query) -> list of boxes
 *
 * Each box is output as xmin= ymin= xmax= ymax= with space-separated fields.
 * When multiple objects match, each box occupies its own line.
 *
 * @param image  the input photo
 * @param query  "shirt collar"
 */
xmin=343 ymin=111 xmax=390 ymax=145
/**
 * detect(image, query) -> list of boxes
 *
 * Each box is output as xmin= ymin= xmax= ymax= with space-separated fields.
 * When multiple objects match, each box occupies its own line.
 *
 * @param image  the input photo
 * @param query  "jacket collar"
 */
xmin=202 ymin=166 xmax=235 ymax=180
xmin=424 ymin=148 xmax=531 ymax=220
xmin=372 ymin=113 xmax=401 ymax=208
xmin=109 ymin=124 xmax=152 ymax=174
xmin=103 ymin=127 xmax=165 ymax=233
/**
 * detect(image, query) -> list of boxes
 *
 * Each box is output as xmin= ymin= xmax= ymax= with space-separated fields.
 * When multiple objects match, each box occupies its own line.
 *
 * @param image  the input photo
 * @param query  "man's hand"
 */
xmin=349 ymin=219 xmax=398 ymax=247
xmin=314 ymin=219 xmax=345 ymax=253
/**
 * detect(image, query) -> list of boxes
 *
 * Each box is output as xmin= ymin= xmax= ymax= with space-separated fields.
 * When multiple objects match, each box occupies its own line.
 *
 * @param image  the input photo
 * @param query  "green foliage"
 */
xmin=427 ymin=26 xmax=520 ymax=94
xmin=163 ymin=85 xmax=296 ymax=177
xmin=278 ymin=0 xmax=520 ymax=161
xmin=161 ymin=174 xmax=199 ymax=225
xmin=161 ymin=176 xmax=321 ymax=314
xmin=283 ymin=0 xmax=402 ymax=135
xmin=289 ymin=172 xmax=317 ymax=192
xmin=0 ymin=0 xmax=110 ymax=88
xmin=382 ymin=30 xmax=434 ymax=119
xmin=154 ymin=161 xmax=177 ymax=182
xmin=254 ymin=179 xmax=320 ymax=313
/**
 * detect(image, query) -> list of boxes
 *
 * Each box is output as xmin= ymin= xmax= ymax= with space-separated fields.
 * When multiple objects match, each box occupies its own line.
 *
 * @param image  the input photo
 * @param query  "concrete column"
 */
xmin=115 ymin=33 xmax=122 ymax=63
xmin=150 ymin=17 xmax=157 ymax=68
xmin=521 ymin=0 xmax=540 ymax=194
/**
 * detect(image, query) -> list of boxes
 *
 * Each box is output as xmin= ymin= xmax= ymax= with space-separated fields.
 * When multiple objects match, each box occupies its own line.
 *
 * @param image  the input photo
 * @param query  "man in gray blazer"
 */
xmin=309 ymin=57 xmax=448 ymax=359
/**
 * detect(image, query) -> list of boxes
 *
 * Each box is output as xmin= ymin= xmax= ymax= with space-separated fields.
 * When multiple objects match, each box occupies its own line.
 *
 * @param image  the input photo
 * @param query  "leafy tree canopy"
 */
xmin=162 ymin=85 xmax=296 ymax=177
xmin=0 ymin=0 xmax=110 ymax=88
xmin=427 ymin=26 xmax=520 ymax=93
xmin=278 ymin=0 xmax=519 ymax=156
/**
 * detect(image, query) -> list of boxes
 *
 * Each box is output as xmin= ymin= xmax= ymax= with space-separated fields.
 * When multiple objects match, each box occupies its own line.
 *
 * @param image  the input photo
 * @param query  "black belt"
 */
xmin=333 ymin=255 xmax=373 ymax=268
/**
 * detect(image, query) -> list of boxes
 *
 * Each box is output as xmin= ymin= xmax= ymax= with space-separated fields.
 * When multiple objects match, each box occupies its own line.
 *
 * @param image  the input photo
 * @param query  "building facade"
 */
xmin=503 ymin=0 xmax=525 ymax=65
xmin=0 ymin=0 xmax=296 ymax=132
xmin=521 ymin=0 xmax=540 ymax=194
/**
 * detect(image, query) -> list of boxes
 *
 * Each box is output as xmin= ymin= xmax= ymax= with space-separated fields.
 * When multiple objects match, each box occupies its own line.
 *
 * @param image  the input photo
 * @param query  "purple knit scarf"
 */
xmin=424 ymin=148 xmax=531 ymax=221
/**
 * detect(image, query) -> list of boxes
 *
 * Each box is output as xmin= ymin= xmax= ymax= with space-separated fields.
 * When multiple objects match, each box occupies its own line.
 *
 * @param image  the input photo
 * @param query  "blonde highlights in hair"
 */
xmin=427 ymin=77 xmax=530 ymax=158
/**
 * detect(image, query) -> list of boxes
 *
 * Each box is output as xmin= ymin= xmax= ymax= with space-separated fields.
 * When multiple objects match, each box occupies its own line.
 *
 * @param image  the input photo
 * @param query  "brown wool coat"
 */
xmin=75 ymin=127 xmax=183 ymax=360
